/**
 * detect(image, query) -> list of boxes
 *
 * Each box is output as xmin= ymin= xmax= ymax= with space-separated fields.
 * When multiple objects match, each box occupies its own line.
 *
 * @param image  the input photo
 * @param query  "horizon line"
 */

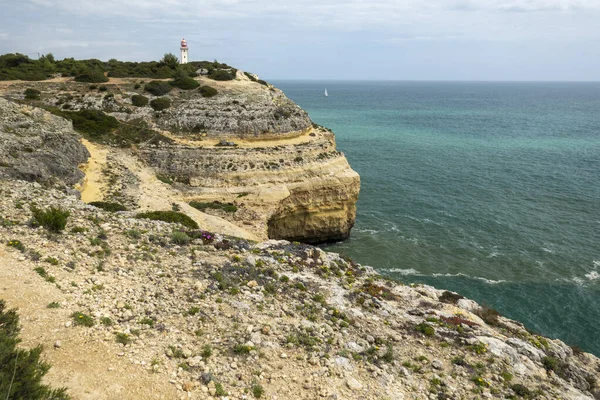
xmin=267 ymin=79 xmax=600 ymax=83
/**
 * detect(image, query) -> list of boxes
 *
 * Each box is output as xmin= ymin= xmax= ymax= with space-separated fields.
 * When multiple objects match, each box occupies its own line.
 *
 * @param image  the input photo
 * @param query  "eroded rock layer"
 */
xmin=0 ymin=97 xmax=89 ymax=186
xmin=139 ymin=128 xmax=360 ymax=243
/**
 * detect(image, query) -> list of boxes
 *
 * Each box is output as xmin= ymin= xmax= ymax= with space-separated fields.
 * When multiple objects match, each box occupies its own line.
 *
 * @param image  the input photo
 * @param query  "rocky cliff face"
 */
xmin=0 ymin=97 xmax=89 ymax=186
xmin=138 ymin=127 xmax=360 ymax=243
xmin=158 ymin=80 xmax=313 ymax=136
xmin=0 ymin=76 xmax=358 ymax=243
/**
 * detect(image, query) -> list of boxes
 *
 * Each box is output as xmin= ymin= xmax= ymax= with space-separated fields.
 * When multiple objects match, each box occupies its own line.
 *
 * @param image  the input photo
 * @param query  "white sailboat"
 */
xmin=324 ymin=88 xmax=328 ymax=97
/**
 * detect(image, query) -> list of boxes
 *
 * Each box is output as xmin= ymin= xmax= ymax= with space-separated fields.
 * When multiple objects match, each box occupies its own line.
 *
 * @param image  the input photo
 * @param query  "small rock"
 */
xmin=432 ymin=360 xmax=443 ymax=370
xmin=346 ymin=377 xmax=363 ymax=390
xmin=54 ymin=340 xmax=62 ymax=349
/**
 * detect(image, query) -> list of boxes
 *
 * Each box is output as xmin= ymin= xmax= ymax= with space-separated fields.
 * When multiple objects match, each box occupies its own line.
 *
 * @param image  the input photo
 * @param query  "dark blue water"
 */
xmin=272 ymin=81 xmax=600 ymax=356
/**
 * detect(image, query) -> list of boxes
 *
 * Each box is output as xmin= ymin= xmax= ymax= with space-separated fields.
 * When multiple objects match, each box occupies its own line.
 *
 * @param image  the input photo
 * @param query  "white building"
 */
xmin=180 ymin=38 xmax=188 ymax=64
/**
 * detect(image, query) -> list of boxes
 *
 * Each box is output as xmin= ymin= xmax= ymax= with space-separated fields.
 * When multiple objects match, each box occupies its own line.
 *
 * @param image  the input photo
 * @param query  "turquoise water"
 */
xmin=272 ymin=81 xmax=600 ymax=356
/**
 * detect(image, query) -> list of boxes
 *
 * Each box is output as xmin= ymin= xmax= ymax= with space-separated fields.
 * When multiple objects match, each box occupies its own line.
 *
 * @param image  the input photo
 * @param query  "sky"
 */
xmin=0 ymin=0 xmax=599 ymax=80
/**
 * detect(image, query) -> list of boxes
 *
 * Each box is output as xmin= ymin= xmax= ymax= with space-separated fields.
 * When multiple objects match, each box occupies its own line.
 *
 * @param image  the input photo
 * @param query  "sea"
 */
xmin=272 ymin=80 xmax=600 ymax=356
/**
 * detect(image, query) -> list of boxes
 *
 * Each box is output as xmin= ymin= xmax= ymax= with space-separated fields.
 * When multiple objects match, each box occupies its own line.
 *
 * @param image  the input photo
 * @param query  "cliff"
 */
xmin=0 ymin=97 xmax=89 ymax=186
xmin=0 ymin=74 xmax=359 ymax=243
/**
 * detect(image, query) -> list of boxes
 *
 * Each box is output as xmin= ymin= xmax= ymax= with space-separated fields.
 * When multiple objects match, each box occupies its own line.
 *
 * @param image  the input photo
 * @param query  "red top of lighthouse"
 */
xmin=181 ymin=38 xmax=188 ymax=48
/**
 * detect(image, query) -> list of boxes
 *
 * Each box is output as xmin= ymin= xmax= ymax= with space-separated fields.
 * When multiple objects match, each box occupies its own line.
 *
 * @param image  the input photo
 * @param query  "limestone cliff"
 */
xmin=0 ymin=97 xmax=89 ymax=186
xmin=0 ymin=75 xmax=360 ymax=243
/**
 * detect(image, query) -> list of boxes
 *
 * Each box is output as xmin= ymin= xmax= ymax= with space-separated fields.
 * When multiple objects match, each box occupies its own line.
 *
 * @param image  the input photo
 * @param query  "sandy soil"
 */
xmin=78 ymin=139 xmax=109 ymax=203
xmin=0 ymin=249 xmax=179 ymax=400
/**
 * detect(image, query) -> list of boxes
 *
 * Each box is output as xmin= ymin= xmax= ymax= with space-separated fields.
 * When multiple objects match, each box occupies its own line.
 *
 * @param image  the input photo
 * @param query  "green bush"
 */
xmin=415 ymin=322 xmax=435 ymax=337
xmin=150 ymin=97 xmax=171 ymax=111
xmin=71 ymin=312 xmax=95 ymax=327
xmin=209 ymin=69 xmax=236 ymax=81
xmin=0 ymin=300 xmax=70 ymax=399
xmin=257 ymin=79 xmax=268 ymax=86
xmin=30 ymin=206 xmax=69 ymax=233
xmin=88 ymin=201 xmax=127 ymax=212
xmin=24 ymin=88 xmax=41 ymax=100
xmin=131 ymin=94 xmax=149 ymax=107
xmin=65 ymin=109 xmax=119 ymax=137
xmin=135 ymin=211 xmax=199 ymax=229
xmin=189 ymin=201 xmax=237 ymax=213
xmin=171 ymin=76 xmax=199 ymax=90
xmin=171 ymin=231 xmax=191 ymax=245
xmin=74 ymin=69 xmax=108 ymax=83
xmin=244 ymin=72 xmax=257 ymax=82
xmin=144 ymin=80 xmax=173 ymax=96
xmin=199 ymin=85 xmax=218 ymax=98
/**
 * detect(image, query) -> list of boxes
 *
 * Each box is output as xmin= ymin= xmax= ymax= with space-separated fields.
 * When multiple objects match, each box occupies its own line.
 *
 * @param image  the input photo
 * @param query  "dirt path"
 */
xmin=78 ymin=139 xmax=109 ymax=203
xmin=0 ymin=249 xmax=179 ymax=400
xmin=161 ymin=128 xmax=318 ymax=149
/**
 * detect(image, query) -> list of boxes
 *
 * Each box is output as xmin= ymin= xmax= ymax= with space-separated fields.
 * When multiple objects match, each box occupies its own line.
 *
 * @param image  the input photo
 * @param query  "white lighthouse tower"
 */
xmin=180 ymin=38 xmax=189 ymax=64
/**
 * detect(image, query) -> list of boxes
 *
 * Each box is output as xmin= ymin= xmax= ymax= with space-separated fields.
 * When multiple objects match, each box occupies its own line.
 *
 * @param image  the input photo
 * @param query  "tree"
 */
xmin=160 ymin=53 xmax=179 ymax=69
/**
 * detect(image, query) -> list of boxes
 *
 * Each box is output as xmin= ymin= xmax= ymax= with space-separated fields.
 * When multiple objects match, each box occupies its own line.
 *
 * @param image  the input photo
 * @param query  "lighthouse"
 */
xmin=180 ymin=38 xmax=188 ymax=64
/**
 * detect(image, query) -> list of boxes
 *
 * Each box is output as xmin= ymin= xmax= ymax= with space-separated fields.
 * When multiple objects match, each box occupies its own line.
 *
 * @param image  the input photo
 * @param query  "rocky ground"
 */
xmin=1 ymin=179 xmax=599 ymax=400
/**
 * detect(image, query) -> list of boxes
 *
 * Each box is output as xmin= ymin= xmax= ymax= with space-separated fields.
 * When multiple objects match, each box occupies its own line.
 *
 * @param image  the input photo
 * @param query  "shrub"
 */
xmin=510 ymin=384 xmax=532 ymax=397
xmin=98 ymin=85 xmax=108 ymax=92
xmin=233 ymin=344 xmax=255 ymax=354
xmin=62 ymin=109 xmax=119 ymax=137
xmin=6 ymin=239 xmax=25 ymax=252
xmin=189 ymin=201 xmax=237 ymax=213
xmin=171 ymin=231 xmax=191 ymax=245
xmin=150 ymin=97 xmax=171 ymax=111
xmin=88 ymin=201 xmax=127 ymax=212
xmin=0 ymin=300 xmax=70 ymax=399
xmin=201 ymin=344 xmax=213 ymax=358
xmin=415 ymin=322 xmax=435 ymax=336
xmin=115 ymin=332 xmax=131 ymax=345
xmin=135 ymin=211 xmax=199 ymax=229
xmin=131 ymin=94 xmax=149 ymax=107
xmin=257 ymin=79 xmax=268 ymax=86
xmin=24 ymin=88 xmax=41 ymax=99
xmin=171 ymin=76 xmax=199 ymax=90
xmin=71 ymin=311 xmax=94 ymax=327
xmin=199 ymin=85 xmax=218 ymax=98
xmin=244 ymin=72 xmax=257 ymax=82
xmin=30 ymin=206 xmax=69 ymax=233
xmin=209 ymin=69 xmax=235 ymax=81
xmin=252 ymin=382 xmax=265 ymax=398
xmin=144 ymin=80 xmax=173 ymax=96
xmin=439 ymin=290 xmax=464 ymax=305
xmin=74 ymin=70 xmax=108 ymax=83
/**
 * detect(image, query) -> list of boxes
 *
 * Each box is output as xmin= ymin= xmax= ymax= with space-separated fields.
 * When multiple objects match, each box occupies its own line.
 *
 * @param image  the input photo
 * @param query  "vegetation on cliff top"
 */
xmin=0 ymin=53 xmax=236 ymax=82
xmin=41 ymin=107 xmax=173 ymax=147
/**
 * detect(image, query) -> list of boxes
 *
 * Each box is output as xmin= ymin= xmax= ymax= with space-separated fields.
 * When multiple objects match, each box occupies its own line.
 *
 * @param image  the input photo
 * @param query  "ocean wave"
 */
xmin=585 ymin=271 xmax=600 ymax=281
xmin=384 ymin=268 xmax=506 ymax=284
xmin=431 ymin=272 xmax=507 ymax=284
xmin=355 ymin=228 xmax=380 ymax=235
xmin=593 ymin=260 xmax=600 ymax=268
xmin=541 ymin=247 xmax=555 ymax=254
xmin=385 ymin=268 xmax=421 ymax=275
xmin=487 ymin=252 xmax=500 ymax=258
